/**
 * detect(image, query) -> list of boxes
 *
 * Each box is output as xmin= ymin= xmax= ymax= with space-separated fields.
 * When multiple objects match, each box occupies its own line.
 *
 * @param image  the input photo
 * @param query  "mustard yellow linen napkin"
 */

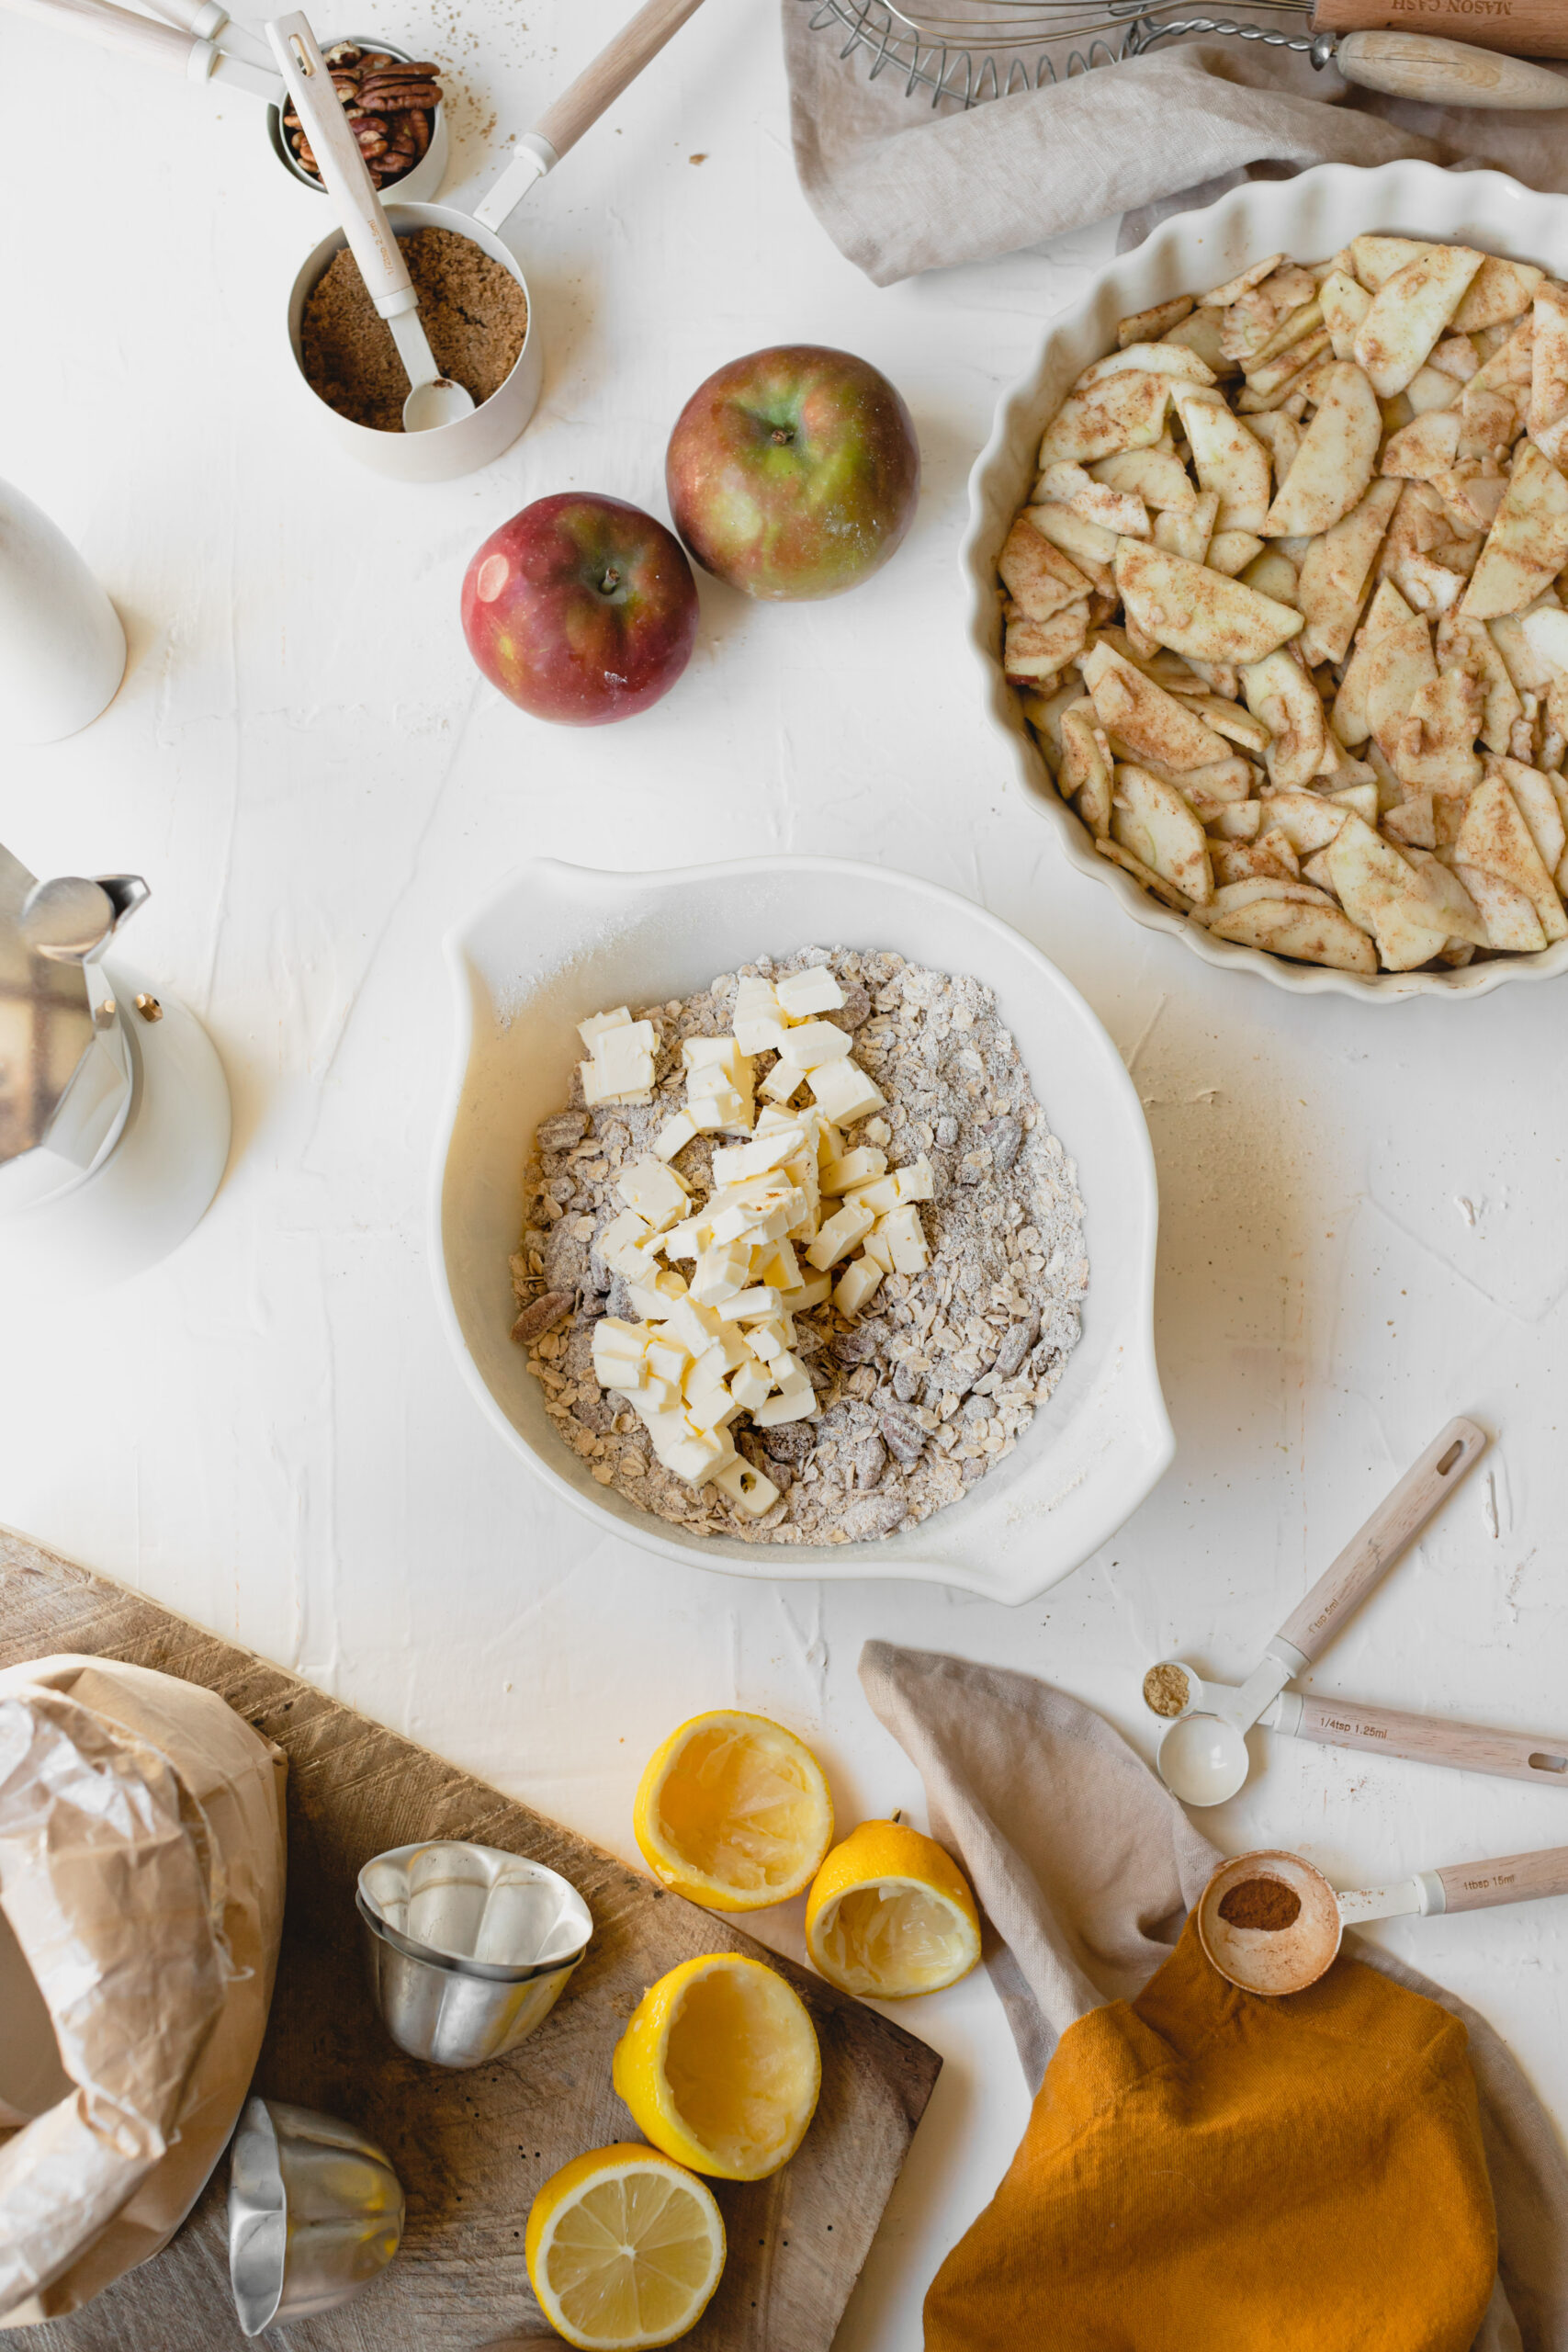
xmin=860 ymin=1641 xmax=1568 ymax=2351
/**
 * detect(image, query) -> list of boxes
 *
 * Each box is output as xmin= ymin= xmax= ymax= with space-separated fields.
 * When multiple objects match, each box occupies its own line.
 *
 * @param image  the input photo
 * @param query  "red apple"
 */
xmin=666 ymin=345 xmax=919 ymax=602
xmin=461 ymin=493 xmax=698 ymax=726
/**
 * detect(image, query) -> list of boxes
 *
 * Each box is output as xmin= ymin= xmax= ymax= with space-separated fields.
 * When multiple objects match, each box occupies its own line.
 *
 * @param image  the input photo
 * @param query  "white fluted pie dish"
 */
xmin=430 ymin=856 xmax=1172 ymax=1603
xmin=964 ymin=160 xmax=1568 ymax=1002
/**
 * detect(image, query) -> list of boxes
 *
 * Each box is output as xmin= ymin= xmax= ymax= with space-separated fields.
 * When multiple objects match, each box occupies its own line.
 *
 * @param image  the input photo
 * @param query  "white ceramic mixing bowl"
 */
xmin=431 ymin=856 xmax=1173 ymax=1604
xmin=963 ymin=160 xmax=1568 ymax=1005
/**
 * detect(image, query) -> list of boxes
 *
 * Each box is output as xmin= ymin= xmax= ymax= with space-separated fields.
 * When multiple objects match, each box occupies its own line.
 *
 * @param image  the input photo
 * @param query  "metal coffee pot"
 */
xmin=0 ymin=842 xmax=231 ymax=1295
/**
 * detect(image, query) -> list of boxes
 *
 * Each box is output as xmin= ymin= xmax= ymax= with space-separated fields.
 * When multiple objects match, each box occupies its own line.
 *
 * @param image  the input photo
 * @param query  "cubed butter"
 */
xmin=862 ymin=1227 xmax=896 ymax=1274
xmin=806 ymin=1201 xmax=875 ymax=1272
xmin=654 ymin=1110 xmax=698 ymax=1162
xmin=778 ymin=1274 xmax=831 ymax=1311
xmin=775 ymin=967 xmax=846 ymax=1019
xmin=777 ymin=1020 xmax=853 ymax=1071
xmin=714 ymin=1456 xmax=781 ymax=1517
xmin=729 ymin=1359 xmax=773 ymax=1412
xmin=762 ymin=1240 xmax=801 ymax=1291
xmin=647 ymin=1340 xmax=689 ymax=1385
xmin=894 ymin=1156 xmax=935 ymax=1204
xmin=578 ymin=1005 xmax=631 ymax=1049
xmin=664 ymin=1429 xmax=728 ymax=1482
xmin=807 ymin=1060 xmax=886 ymax=1124
xmin=821 ymin=1147 xmax=886 ymax=1194
xmin=879 ymin=1204 xmax=930 ymax=1273
xmin=761 ymin=1062 xmax=806 ymax=1105
xmin=726 ymin=1287 xmax=784 ymax=1321
xmin=843 ymin=1173 xmax=901 ymax=1216
xmin=711 ymin=1129 xmax=804 ymax=1185
xmin=591 ymin=1022 xmax=657 ymax=1097
xmin=617 ymin=1155 xmax=692 ymax=1233
xmin=833 ymin=1257 xmax=885 ymax=1318
xmin=751 ymin=1385 xmax=818 ymax=1428
xmin=691 ymin=1245 xmax=750 ymax=1305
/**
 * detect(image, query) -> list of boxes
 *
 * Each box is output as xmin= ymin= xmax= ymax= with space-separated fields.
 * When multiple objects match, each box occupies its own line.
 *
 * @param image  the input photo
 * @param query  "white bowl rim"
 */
xmin=962 ymin=157 xmax=1568 ymax=1005
xmin=428 ymin=853 xmax=1175 ymax=1603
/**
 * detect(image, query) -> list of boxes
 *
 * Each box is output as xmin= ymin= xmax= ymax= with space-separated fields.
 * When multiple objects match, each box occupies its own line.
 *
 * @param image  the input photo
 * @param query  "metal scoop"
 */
xmin=266 ymin=11 xmax=474 ymax=433
xmin=1148 ymin=1417 xmax=1487 ymax=1806
xmin=1197 ymin=1840 xmax=1568 ymax=1997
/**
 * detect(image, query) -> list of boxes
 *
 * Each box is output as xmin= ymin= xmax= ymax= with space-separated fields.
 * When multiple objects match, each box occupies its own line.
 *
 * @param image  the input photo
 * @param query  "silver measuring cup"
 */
xmin=357 ymin=1840 xmax=592 ymax=2068
xmin=228 ymin=2098 xmax=404 ymax=2335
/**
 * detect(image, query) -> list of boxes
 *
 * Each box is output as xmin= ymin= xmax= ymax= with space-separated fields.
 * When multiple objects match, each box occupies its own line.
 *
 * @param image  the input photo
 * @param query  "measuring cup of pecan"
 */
xmin=267 ymin=34 xmax=448 ymax=199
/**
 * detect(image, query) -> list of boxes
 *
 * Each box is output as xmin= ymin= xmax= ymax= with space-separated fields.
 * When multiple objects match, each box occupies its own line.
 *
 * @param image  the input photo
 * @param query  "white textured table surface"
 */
xmin=4 ymin=4 xmax=1568 ymax=2343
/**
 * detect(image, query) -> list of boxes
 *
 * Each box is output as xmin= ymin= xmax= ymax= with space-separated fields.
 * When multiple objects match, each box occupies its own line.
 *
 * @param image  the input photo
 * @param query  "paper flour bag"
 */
xmin=0 ymin=1654 xmax=287 ymax=2323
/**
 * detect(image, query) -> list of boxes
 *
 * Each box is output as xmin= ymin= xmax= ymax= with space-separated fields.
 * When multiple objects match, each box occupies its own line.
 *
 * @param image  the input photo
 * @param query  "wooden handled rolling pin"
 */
xmin=1312 ymin=0 xmax=1568 ymax=58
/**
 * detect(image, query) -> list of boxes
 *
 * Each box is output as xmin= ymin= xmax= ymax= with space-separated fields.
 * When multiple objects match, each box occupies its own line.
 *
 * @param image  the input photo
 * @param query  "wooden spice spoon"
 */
xmin=265 ymin=10 xmax=474 ymax=433
xmin=1198 ymin=1841 xmax=1568 ymax=1996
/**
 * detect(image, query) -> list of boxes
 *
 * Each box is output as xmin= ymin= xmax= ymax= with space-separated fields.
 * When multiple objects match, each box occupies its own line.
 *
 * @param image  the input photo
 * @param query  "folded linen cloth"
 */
xmin=783 ymin=18 xmax=1568 ymax=285
xmin=860 ymin=1640 xmax=1568 ymax=2351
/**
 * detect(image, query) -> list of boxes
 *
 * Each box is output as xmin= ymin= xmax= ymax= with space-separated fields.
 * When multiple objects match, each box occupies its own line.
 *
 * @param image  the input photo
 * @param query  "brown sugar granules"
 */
xmin=1143 ymin=1663 xmax=1190 ymax=1719
xmin=1218 ymin=1877 xmax=1303 ymax=1933
xmin=299 ymin=227 xmax=528 ymax=433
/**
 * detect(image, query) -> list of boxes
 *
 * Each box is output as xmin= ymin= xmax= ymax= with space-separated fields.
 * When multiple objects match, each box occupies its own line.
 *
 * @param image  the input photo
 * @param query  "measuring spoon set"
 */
xmin=1145 ymin=1417 xmax=1568 ymax=1987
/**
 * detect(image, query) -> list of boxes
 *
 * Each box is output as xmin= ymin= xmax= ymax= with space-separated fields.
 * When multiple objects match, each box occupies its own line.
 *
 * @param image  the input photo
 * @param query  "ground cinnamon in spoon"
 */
xmin=300 ymin=227 xmax=528 ymax=433
xmin=1218 ymin=1877 xmax=1302 ymax=1932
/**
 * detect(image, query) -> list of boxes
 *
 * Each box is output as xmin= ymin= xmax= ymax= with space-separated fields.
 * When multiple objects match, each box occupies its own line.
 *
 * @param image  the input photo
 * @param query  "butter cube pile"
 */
xmin=582 ymin=967 xmax=935 ymax=1507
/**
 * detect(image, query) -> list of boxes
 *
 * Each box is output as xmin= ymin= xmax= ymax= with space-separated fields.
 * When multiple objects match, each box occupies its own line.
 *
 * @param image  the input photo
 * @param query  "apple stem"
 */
xmin=602 ymin=568 xmax=621 ymax=593
xmin=772 ymin=428 xmax=792 ymax=445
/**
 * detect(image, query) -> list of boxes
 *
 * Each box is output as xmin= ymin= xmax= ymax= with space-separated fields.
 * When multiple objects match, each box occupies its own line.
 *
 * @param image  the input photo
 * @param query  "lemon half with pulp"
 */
xmin=634 ymin=1709 xmax=833 ymax=1912
xmin=613 ymin=1952 xmax=821 ymax=2181
xmin=525 ymin=2143 xmax=725 ymax=2350
xmin=807 ymin=1819 xmax=981 ymax=1999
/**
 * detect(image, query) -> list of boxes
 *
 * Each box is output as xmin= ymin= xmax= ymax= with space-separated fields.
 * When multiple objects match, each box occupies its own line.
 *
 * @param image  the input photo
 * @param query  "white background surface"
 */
xmin=3 ymin=2 xmax=1567 ymax=2342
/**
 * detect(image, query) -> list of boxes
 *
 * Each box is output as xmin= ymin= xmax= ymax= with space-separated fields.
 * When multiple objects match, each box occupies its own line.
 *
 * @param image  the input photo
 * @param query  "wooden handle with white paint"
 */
xmin=266 ymin=12 xmax=414 ymax=317
xmin=1334 ymin=28 xmax=1568 ymax=104
xmin=1274 ymin=1417 xmax=1487 ymax=1666
xmin=1434 ymin=1845 xmax=1568 ymax=1913
xmin=529 ymin=0 xmax=709 ymax=162
xmin=1294 ymin=1694 xmax=1568 ymax=1786
xmin=4 ymin=0 xmax=280 ymax=88
xmin=1313 ymin=0 xmax=1568 ymax=59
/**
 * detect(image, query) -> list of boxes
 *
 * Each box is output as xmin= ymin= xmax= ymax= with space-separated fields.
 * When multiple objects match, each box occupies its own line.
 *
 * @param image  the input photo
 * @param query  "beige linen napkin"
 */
xmin=861 ymin=1639 xmax=1568 ymax=2352
xmin=784 ymin=17 xmax=1568 ymax=285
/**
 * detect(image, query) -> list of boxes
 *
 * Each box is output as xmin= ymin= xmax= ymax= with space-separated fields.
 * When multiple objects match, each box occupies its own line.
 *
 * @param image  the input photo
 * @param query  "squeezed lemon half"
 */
xmin=613 ymin=1952 xmax=821 ymax=2181
xmin=633 ymin=1710 xmax=834 ymax=1912
xmin=525 ymin=2143 xmax=726 ymax=2350
xmin=806 ymin=1820 xmax=982 ymax=1999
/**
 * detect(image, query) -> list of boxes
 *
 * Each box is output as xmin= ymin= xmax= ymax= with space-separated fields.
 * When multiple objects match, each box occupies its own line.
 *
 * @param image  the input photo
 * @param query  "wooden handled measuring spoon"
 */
xmin=1152 ymin=1417 xmax=1488 ymax=1807
xmin=266 ymin=9 xmax=474 ymax=433
xmin=1198 ymin=1841 xmax=1568 ymax=1996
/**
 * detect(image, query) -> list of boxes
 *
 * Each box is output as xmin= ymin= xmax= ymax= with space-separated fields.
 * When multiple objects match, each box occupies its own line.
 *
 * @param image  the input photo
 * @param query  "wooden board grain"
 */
xmin=0 ymin=1530 xmax=941 ymax=2352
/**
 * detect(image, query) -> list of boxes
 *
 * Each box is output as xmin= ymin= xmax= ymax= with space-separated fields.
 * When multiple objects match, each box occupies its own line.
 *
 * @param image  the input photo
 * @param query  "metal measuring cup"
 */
xmin=228 ymin=2097 xmax=404 ymax=2335
xmin=284 ymin=0 xmax=707 ymax=480
xmin=357 ymin=1840 xmax=592 ymax=2068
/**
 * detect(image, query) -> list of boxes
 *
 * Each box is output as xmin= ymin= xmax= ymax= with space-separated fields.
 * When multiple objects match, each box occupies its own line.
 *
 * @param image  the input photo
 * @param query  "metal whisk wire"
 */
xmin=798 ymin=0 xmax=1319 ymax=107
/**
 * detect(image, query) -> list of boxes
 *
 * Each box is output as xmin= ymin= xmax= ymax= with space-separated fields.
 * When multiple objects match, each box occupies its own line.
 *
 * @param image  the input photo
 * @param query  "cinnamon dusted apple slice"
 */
xmin=1114 ymin=541 xmax=1302 ymax=666
xmin=1110 ymin=763 xmax=1214 ymax=904
xmin=1324 ymin=814 xmax=1453 ymax=970
xmin=1207 ymin=889 xmax=1379 ymax=976
xmin=1354 ymin=245 xmax=1483 ymax=398
xmin=1461 ymin=442 xmax=1568 ymax=620
xmin=1455 ymin=768 xmax=1568 ymax=941
xmin=1263 ymin=363 xmax=1381 ymax=536
xmin=1037 ymin=372 xmax=1172 ymax=468
xmin=1240 ymin=648 xmax=1325 ymax=791
xmin=1296 ymin=480 xmax=1402 ymax=667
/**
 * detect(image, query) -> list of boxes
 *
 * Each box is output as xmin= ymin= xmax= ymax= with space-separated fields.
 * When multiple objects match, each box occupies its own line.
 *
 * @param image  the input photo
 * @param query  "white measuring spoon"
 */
xmin=1153 ymin=1417 xmax=1487 ymax=1807
xmin=1198 ymin=1841 xmax=1568 ymax=1996
xmin=266 ymin=10 xmax=473 ymax=433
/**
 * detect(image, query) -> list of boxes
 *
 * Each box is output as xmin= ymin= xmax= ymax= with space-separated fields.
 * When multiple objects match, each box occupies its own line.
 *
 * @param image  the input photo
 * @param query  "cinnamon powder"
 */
xmin=1218 ymin=1877 xmax=1302 ymax=1932
xmin=299 ymin=227 xmax=528 ymax=434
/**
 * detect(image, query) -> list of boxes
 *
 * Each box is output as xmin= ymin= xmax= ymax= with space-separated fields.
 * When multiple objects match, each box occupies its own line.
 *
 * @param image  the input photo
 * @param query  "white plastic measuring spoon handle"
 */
xmin=1281 ymin=1692 xmax=1568 ymax=1788
xmin=471 ymin=0 xmax=710 ymax=233
xmin=1429 ymin=1845 xmax=1568 ymax=1916
xmin=1273 ymin=1417 xmax=1487 ymax=1668
xmin=137 ymin=0 xmax=275 ymax=70
xmin=1331 ymin=30 xmax=1568 ymax=109
xmin=265 ymin=14 xmax=423 ymax=330
xmin=6 ymin=0 xmax=280 ymax=92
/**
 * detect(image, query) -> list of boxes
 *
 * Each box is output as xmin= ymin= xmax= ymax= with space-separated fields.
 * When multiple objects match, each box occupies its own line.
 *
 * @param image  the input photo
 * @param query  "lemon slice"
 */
xmin=806 ymin=1820 xmax=982 ymax=1999
xmin=634 ymin=1710 xmax=834 ymax=1912
xmin=613 ymin=1952 xmax=821 ymax=2182
xmin=525 ymin=2143 xmax=726 ymax=2350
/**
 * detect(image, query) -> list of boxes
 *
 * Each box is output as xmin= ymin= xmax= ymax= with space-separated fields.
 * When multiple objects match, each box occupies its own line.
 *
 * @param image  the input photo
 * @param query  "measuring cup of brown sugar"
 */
xmin=284 ymin=0 xmax=709 ymax=481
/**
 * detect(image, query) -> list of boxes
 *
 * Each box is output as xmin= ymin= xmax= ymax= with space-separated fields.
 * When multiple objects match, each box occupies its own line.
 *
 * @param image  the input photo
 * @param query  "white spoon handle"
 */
xmin=1290 ymin=1693 xmax=1568 ymax=1788
xmin=1334 ymin=29 xmax=1568 ymax=107
xmin=265 ymin=12 xmax=421 ymax=325
xmin=1272 ymin=1417 xmax=1486 ymax=1668
xmin=5 ymin=0 xmax=278 ymax=91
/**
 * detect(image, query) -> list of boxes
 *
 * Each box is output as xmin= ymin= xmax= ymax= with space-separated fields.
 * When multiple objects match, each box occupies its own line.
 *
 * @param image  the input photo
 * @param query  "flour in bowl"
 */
xmin=509 ymin=947 xmax=1087 ymax=1545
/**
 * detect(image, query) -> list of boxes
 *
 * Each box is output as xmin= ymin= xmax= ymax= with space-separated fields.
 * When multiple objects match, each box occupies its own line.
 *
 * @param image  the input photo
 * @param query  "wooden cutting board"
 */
xmin=0 ymin=1530 xmax=942 ymax=2351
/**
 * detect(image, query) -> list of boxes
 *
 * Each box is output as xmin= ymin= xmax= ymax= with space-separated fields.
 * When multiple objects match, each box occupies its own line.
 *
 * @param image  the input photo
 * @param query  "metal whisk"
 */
xmin=797 ymin=0 xmax=1567 ymax=111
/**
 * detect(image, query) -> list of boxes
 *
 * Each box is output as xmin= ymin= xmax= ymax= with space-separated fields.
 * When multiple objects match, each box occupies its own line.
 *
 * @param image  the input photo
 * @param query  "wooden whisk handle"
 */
xmin=1312 ymin=0 xmax=1568 ymax=60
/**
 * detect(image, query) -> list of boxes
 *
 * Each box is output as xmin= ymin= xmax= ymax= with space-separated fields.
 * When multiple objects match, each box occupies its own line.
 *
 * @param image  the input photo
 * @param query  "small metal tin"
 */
xmin=357 ymin=1840 xmax=592 ymax=2068
xmin=228 ymin=2097 xmax=404 ymax=2337
xmin=267 ymin=34 xmax=448 ymax=201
